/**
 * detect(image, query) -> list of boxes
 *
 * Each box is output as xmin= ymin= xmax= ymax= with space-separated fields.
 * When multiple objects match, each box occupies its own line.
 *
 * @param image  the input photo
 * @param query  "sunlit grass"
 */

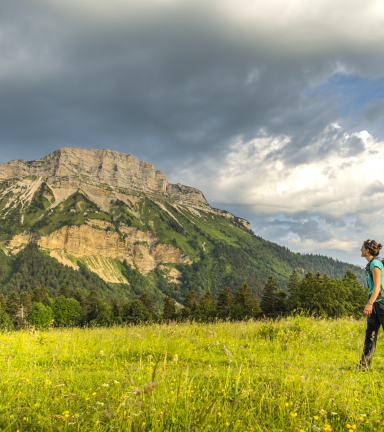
xmin=0 ymin=316 xmax=383 ymax=431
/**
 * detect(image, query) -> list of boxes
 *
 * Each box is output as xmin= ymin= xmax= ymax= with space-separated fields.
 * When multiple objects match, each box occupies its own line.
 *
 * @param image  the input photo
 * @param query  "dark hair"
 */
xmin=363 ymin=239 xmax=383 ymax=257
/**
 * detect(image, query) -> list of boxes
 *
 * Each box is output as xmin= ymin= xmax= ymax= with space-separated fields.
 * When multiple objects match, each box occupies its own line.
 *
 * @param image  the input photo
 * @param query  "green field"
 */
xmin=0 ymin=317 xmax=383 ymax=431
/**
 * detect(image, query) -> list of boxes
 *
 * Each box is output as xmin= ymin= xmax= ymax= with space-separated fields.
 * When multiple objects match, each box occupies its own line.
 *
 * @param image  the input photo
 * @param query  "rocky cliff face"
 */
xmin=0 ymin=147 xmax=251 ymax=229
xmin=0 ymin=147 xmax=254 ymax=285
xmin=9 ymin=223 xmax=191 ymax=282
xmin=0 ymin=147 xmax=208 ymax=205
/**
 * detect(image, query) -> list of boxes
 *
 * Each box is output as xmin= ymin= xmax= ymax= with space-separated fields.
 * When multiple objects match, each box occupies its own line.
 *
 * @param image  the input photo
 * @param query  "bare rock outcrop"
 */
xmin=0 ymin=147 xmax=253 ymax=234
xmin=9 ymin=225 xmax=191 ymax=280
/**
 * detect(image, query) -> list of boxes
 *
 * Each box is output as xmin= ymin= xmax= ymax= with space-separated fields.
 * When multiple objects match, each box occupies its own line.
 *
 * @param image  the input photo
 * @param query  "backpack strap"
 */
xmin=366 ymin=258 xmax=383 ymax=279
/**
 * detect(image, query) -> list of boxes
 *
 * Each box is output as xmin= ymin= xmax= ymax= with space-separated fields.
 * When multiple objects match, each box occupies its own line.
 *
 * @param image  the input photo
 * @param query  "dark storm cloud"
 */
xmin=1 ymin=0 xmax=384 ymax=259
xmin=0 ymin=0 xmax=382 ymax=170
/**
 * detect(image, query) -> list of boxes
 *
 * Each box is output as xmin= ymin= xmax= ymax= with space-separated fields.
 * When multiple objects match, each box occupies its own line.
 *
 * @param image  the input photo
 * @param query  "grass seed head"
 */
xmin=222 ymin=348 xmax=232 ymax=356
xmin=144 ymin=381 xmax=158 ymax=394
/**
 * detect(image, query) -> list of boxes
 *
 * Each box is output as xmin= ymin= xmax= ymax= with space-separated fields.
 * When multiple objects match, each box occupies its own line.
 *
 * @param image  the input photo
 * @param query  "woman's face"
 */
xmin=361 ymin=244 xmax=370 ymax=257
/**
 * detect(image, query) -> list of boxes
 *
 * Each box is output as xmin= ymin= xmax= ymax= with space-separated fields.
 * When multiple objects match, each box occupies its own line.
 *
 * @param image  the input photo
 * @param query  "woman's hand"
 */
xmin=364 ymin=303 xmax=373 ymax=315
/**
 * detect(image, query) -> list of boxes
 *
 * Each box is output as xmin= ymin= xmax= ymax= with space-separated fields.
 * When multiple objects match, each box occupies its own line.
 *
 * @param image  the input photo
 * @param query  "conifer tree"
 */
xmin=314 ymin=271 xmax=323 ymax=284
xmin=139 ymin=292 xmax=157 ymax=320
xmin=111 ymin=298 xmax=120 ymax=318
xmin=58 ymin=284 xmax=70 ymax=298
xmin=343 ymin=269 xmax=368 ymax=318
xmin=287 ymin=270 xmax=300 ymax=296
xmin=84 ymin=289 xmax=99 ymax=322
xmin=305 ymin=271 xmax=314 ymax=281
xmin=163 ymin=294 xmax=176 ymax=321
xmin=73 ymin=288 xmax=84 ymax=306
xmin=274 ymin=290 xmax=288 ymax=316
xmin=0 ymin=294 xmax=6 ymax=311
xmin=183 ymin=290 xmax=199 ymax=312
xmin=260 ymin=276 xmax=278 ymax=317
xmin=201 ymin=290 xmax=216 ymax=307
xmin=20 ymin=291 xmax=33 ymax=319
xmin=234 ymin=282 xmax=261 ymax=317
xmin=6 ymin=291 xmax=20 ymax=319
xmin=217 ymin=287 xmax=233 ymax=311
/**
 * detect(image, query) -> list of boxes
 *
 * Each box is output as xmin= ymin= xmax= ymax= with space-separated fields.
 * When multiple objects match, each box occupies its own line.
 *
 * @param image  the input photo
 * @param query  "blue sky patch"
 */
xmin=320 ymin=73 xmax=384 ymax=116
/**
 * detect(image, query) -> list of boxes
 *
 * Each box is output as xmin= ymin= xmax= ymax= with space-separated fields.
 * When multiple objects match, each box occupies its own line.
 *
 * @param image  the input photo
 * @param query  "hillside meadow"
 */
xmin=0 ymin=317 xmax=383 ymax=431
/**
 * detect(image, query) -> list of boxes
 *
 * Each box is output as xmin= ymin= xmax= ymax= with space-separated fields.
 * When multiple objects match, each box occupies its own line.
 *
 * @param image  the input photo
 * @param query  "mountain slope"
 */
xmin=0 ymin=147 xmax=366 ymax=307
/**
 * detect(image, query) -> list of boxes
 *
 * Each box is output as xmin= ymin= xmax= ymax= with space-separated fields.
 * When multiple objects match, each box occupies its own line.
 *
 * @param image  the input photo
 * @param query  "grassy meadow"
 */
xmin=1 ymin=317 xmax=384 ymax=431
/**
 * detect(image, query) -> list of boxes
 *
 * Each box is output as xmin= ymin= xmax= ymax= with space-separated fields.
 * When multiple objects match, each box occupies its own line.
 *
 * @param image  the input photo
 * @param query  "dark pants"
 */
xmin=361 ymin=300 xmax=384 ymax=366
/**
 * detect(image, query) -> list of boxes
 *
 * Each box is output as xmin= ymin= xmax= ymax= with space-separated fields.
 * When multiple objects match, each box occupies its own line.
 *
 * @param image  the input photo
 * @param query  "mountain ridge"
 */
xmin=0 ymin=147 xmax=366 ymax=307
xmin=0 ymin=147 xmax=252 ymax=232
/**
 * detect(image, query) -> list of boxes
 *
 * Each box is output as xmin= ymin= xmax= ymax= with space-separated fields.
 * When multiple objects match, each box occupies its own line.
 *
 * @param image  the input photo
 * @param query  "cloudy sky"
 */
xmin=1 ymin=0 xmax=384 ymax=265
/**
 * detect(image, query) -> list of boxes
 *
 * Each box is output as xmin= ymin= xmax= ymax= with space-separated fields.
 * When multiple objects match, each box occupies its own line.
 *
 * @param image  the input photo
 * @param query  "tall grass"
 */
xmin=0 ymin=316 xmax=383 ymax=431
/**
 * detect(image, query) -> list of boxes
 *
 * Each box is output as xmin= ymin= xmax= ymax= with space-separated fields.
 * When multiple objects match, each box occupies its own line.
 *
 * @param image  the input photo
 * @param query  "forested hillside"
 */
xmin=0 ymin=148 xmax=366 ymax=310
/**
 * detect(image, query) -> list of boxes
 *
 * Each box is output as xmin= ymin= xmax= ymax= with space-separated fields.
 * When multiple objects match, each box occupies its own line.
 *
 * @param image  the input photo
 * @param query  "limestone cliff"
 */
xmin=9 ymin=224 xmax=191 ymax=283
xmin=0 ymin=147 xmax=252 ymax=231
xmin=0 ymin=147 xmax=255 ymax=286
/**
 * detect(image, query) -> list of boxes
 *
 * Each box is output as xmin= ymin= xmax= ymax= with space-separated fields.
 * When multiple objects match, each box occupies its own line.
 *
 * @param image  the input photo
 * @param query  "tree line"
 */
xmin=0 ymin=268 xmax=368 ymax=330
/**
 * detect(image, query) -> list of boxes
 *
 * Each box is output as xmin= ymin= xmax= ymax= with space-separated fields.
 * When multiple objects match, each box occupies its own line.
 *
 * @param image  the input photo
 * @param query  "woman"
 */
xmin=354 ymin=239 xmax=384 ymax=370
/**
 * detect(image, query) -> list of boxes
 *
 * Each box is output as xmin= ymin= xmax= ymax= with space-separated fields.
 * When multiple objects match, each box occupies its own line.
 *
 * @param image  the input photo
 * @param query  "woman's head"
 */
xmin=361 ymin=239 xmax=382 ymax=258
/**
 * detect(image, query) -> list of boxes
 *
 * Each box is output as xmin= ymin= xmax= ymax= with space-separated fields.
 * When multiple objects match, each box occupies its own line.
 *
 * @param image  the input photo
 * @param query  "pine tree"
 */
xmin=84 ymin=290 xmax=99 ymax=322
xmin=201 ymin=290 xmax=216 ymax=307
xmin=260 ymin=276 xmax=278 ymax=317
xmin=139 ymin=292 xmax=157 ymax=320
xmin=73 ymin=288 xmax=84 ymax=306
xmin=287 ymin=270 xmax=300 ymax=296
xmin=20 ymin=291 xmax=33 ymax=319
xmin=111 ymin=298 xmax=120 ymax=318
xmin=305 ymin=271 xmax=314 ymax=281
xmin=32 ymin=285 xmax=49 ymax=302
xmin=274 ymin=290 xmax=288 ymax=316
xmin=163 ymin=294 xmax=176 ymax=321
xmin=217 ymin=287 xmax=233 ymax=311
xmin=6 ymin=291 xmax=20 ymax=319
xmin=0 ymin=294 xmax=6 ymax=311
xmin=314 ymin=271 xmax=323 ymax=284
xmin=234 ymin=282 xmax=261 ymax=317
xmin=343 ymin=270 xmax=368 ymax=319
xmin=183 ymin=290 xmax=199 ymax=312
xmin=58 ymin=284 xmax=70 ymax=298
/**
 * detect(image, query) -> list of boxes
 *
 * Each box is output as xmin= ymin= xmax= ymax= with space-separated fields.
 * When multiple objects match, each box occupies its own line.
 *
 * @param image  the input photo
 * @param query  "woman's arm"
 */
xmin=364 ymin=266 xmax=381 ymax=315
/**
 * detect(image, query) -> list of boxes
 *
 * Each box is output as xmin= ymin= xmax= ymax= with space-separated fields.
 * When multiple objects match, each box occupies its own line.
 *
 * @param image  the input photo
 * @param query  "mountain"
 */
xmin=0 ymin=147 xmax=365 ymax=309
